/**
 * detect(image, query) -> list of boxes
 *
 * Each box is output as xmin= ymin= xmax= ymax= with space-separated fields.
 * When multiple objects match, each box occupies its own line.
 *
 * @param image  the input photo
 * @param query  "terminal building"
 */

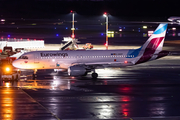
xmin=0 ymin=38 xmax=44 ymax=50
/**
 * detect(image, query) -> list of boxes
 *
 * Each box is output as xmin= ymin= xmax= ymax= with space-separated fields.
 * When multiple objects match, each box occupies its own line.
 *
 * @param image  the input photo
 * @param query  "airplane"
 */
xmin=168 ymin=16 xmax=180 ymax=24
xmin=12 ymin=23 xmax=169 ymax=79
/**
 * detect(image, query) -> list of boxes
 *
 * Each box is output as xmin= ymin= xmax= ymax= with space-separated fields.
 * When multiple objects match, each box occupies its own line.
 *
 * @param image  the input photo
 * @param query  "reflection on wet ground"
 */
xmin=0 ymin=87 xmax=57 ymax=120
xmin=0 ymin=56 xmax=180 ymax=119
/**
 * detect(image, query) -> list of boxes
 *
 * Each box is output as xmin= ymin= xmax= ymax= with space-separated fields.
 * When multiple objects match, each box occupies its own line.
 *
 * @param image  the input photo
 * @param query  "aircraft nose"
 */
xmin=12 ymin=60 xmax=21 ymax=68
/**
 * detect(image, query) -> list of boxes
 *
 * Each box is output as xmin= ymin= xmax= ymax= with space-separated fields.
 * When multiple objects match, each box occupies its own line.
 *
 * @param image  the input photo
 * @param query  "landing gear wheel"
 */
xmin=92 ymin=73 xmax=98 ymax=79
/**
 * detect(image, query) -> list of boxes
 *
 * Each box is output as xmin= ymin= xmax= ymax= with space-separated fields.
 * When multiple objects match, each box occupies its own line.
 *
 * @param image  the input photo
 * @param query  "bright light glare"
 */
xmin=52 ymin=80 xmax=59 ymax=89
xmin=172 ymin=27 xmax=176 ymax=30
xmin=107 ymin=31 xmax=114 ymax=34
xmin=1 ymin=19 xmax=5 ymax=22
xmin=53 ymin=76 xmax=57 ymax=79
xmin=71 ymin=35 xmax=75 ymax=38
xmin=103 ymin=12 xmax=107 ymax=17
xmin=6 ymin=67 xmax=10 ymax=72
xmin=5 ymin=83 xmax=10 ymax=88
xmin=103 ymin=14 xmax=107 ymax=17
xmin=143 ymin=26 xmax=147 ymax=29
xmin=71 ymin=76 xmax=75 ymax=79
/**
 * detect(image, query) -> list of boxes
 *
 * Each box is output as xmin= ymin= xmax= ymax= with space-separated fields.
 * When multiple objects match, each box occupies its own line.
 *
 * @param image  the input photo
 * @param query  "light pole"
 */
xmin=103 ymin=12 xmax=108 ymax=50
xmin=71 ymin=11 xmax=75 ymax=39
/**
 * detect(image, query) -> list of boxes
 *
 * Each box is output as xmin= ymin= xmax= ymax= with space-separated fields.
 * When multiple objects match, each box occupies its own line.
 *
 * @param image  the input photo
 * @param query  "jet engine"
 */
xmin=68 ymin=65 xmax=86 ymax=76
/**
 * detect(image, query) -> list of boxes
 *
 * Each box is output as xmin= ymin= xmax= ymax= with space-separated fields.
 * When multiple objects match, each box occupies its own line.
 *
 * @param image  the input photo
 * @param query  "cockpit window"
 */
xmin=19 ymin=55 xmax=28 ymax=59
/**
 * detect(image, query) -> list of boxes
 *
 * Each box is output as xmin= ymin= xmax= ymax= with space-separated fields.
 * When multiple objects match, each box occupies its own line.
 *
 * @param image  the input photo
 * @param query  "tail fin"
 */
xmin=135 ymin=23 xmax=168 ymax=64
xmin=141 ymin=23 xmax=168 ymax=53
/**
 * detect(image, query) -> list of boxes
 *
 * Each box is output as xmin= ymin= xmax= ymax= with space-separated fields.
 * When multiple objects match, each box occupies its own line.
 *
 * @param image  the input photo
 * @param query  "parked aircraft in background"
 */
xmin=168 ymin=16 xmax=180 ymax=24
xmin=13 ymin=23 xmax=169 ymax=79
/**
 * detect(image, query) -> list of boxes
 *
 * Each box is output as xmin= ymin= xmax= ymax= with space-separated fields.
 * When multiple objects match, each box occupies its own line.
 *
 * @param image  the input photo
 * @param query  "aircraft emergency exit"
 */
xmin=13 ymin=23 xmax=169 ymax=79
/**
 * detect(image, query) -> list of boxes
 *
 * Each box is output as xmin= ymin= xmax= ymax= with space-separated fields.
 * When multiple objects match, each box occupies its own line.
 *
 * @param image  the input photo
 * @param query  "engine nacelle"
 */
xmin=68 ymin=65 xmax=86 ymax=76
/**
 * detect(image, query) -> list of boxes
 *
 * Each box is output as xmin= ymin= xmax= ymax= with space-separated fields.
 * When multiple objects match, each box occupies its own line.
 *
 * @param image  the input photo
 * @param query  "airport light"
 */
xmin=172 ymin=27 xmax=176 ymax=30
xmin=71 ymin=11 xmax=76 ymax=39
xmin=103 ymin=12 xmax=109 ymax=50
xmin=1 ymin=19 xmax=5 ymax=22
xmin=148 ymin=31 xmax=154 ymax=36
xmin=143 ymin=26 xmax=147 ymax=29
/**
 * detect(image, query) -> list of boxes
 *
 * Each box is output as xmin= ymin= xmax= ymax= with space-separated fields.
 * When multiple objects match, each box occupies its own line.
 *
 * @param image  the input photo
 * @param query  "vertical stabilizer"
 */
xmin=135 ymin=23 xmax=168 ymax=64
xmin=141 ymin=23 xmax=168 ymax=53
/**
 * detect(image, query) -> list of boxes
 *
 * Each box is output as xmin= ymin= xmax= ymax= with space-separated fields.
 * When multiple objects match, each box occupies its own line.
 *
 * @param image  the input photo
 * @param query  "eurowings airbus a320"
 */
xmin=13 ymin=23 xmax=169 ymax=79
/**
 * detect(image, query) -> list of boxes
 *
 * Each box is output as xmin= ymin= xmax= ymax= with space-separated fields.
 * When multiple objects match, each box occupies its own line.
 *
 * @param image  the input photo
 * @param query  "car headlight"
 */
xmin=5 ymin=67 xmax=10 ymax=72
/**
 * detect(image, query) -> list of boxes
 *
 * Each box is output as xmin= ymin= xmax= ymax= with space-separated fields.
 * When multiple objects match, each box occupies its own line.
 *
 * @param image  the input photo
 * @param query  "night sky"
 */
xmin=0 ymin=0 xmax=179 ymax=21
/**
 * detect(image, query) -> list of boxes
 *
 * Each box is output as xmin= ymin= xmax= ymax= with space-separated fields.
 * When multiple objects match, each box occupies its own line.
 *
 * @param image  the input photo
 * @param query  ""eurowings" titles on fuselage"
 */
xmin=40 ymin=52 xmax=68 ymax=57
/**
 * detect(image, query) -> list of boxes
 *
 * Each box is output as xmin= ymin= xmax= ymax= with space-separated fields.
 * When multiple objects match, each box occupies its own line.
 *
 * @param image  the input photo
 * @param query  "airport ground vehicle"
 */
xmin=82 ymin=43 xmax=93 ymax=49
xmin=0 ymin=46 xmax=24 ymax=81
xmin=2 ymin=46 xmax=16 ymax=56
xmin=0 ymin=57 xmax=20 ymax=81
xmin=0 ymin=46 xmax=22 ymax=82
xmin=2 ymin=46 xmax=24 ymax=56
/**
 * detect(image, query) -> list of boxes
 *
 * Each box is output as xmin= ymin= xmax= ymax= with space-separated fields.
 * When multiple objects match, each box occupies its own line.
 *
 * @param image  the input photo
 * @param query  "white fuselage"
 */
xmin=12 ymin=49 xmax=138 ymax=70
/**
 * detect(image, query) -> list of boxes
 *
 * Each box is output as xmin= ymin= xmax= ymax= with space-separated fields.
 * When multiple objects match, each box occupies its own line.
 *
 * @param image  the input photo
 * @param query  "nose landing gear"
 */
xmin=32 ymin=69 xmax=37 ymax=80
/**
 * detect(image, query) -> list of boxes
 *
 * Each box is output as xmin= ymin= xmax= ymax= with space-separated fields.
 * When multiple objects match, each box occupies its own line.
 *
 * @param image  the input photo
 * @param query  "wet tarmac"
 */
xmin=0 ymin=54 xmax=180 ymax=120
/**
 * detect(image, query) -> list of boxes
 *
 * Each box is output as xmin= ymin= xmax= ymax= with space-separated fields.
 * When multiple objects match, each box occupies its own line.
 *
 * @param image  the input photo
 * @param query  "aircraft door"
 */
xmin=34 ymin=53 xmax=39 ymax=63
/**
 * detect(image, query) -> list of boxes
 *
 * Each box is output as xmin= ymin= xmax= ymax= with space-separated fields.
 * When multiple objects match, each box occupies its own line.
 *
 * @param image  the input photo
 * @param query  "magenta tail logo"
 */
xmin=146 ymin=37 xmax=164 ymax=50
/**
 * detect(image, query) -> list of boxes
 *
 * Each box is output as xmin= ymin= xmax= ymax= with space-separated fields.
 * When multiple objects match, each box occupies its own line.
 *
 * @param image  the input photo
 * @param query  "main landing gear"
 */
xmin=92 ymin=72 xmax=98 ymax=79
xmin=91 ymin=69 xmax=98 ymax=79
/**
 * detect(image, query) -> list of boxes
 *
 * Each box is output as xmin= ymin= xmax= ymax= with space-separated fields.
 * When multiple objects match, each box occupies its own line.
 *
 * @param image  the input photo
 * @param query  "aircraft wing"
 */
xmin=72 ymin=61 xmax=134 ymax=68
